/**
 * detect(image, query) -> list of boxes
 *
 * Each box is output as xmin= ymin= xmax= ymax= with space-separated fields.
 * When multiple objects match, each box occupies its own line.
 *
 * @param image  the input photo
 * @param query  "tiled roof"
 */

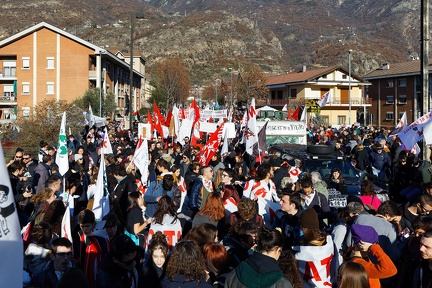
xmin=266 ymin=66 xmax=339 ymax=85
xmin=362 ymin=60 xmax=431 ymax=79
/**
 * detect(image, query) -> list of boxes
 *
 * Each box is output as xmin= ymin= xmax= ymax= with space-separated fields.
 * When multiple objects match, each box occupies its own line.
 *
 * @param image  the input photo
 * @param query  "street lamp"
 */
xmin=348 ymin=49 xmax=352 ymax=126
xmin=129 ymin=13 xmax=145 ymax=130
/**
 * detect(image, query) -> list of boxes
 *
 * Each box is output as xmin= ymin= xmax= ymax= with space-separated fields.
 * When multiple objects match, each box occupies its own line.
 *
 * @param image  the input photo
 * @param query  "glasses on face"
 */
xmin=56 ymin=252 xmax=73 ymax=257
xmin=15 ymin=156 xmax=23 ymax=159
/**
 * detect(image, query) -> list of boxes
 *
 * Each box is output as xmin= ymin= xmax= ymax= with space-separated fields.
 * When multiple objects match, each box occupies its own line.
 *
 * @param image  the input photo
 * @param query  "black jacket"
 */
xmin=96 ymin=253 xmax=138 ymax=288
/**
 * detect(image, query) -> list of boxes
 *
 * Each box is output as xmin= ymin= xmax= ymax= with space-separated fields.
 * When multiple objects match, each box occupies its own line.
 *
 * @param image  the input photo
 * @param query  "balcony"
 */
xmin=0 ymin=95 xmax=17 ymax=104
xmin=267 ymin=98 xmax=304 ymax=105
xmin=0 ymin=72 xmax=17 ymax=81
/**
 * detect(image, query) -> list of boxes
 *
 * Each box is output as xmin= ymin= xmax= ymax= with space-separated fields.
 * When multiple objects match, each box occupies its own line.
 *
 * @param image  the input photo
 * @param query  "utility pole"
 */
xmin=421 ymin=0 xmax=430 ymax=160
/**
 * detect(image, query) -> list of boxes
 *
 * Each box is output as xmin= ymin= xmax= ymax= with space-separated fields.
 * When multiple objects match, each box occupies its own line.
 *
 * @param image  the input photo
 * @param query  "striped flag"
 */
xmin=0 ymin=141 xmax=23 ymax=288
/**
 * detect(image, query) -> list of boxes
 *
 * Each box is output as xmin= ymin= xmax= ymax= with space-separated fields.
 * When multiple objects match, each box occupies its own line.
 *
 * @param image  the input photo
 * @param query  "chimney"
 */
xmin=381 ymin=63 xmax=390 ymax=70
xmin=302 ymin=65 xmax=307 ymax=72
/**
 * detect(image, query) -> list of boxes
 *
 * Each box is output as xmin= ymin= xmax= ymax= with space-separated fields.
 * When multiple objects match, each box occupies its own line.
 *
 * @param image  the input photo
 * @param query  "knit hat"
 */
xmin=299 ymin=208 xmax=320 ymax=230
xmin=74 ymin=154 xmax=83 ymax=162
xmin=183 ymin=150 xmax=191 ymax=159
xmin=346 ymin=202 xmax=364 ymax=214
xmin=351 ymin=223 xmax=378 ymax=244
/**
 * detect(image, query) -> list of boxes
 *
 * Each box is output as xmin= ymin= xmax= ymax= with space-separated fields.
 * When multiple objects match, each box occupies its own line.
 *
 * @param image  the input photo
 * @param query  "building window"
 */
xmin=398 ymin=95 xmax=407 ymax=104
xmin=277 ymin=90 xmax=283 ymax=99
xmin=4 ymin=84 xmax=14 ymax=96
xmin=398 ymin=78 xmax=407 ymax=87
xmin=22 ymin=107 xmax=30 ymax=117
xmin=22 ymin=57 xmax=30 ymax=69
xmin=322 ymin=74 xmax=327 ymax=79
xmin=271 ymin=91 xmax=276 ymax=100
xmin=3 ymin=60 xmax=16 ymax=77
xmin=386 ymin=79 xmax=394 ymax=88
xmin=337 ymin=116 xmax=346 ymax=125
xmin=322 ymin=116 xmax=329 ymax=125
xmin=290 ymin=89 xmax=297 ymax=98
xmin=46 ymin=82 xmax=54 ymax=95
xmin=398 ymin=112 xmax=404 ymax=120
xmin=47 ymin=57 xmax=55 ymax=70
xmin=22 ymin=82 xmax=30 ymax=95
xmin=342 ymin=74 xmax=347 ymax=79
xmin=386 ymin=96 xmax=394 ymax=104
xmin=386 ymin=112 xmax=394 ymax=121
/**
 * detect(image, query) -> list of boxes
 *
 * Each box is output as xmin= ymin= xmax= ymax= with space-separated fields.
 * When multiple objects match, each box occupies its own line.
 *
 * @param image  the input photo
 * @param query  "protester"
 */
xmin=141 ymin=231 xmax=169 ymax=288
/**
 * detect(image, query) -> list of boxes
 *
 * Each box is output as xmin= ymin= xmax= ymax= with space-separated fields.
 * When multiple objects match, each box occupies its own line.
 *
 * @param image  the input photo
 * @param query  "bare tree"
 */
xmin=154 ymin=58 xmax=191 ymax=111
xmin=235 ymin=65 xmax=269 ymax=104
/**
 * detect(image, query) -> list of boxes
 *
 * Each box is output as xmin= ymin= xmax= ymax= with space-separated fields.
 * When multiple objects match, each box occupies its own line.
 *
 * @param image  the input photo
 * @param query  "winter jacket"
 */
xmin=224 ymin=252 xmax=292 ymax=288
xmin=350 ymin=244 xmax=397 ymax=288
xmin=96 ymin=252 xmax=138 ymax=288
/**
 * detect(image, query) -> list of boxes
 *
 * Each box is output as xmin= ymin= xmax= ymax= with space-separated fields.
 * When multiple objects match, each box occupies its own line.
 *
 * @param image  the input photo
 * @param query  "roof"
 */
xmin=265 ymin=66 xmax=366 ymax=86
xmin=0 ymin=22 xmax=144 ymax=78
xmin=362 ymin=60 xmax=429 ymax=79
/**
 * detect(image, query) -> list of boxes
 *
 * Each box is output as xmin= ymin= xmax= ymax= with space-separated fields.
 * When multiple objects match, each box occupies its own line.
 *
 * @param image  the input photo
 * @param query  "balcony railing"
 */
xmin=0 ymin=95 xmax=17 ymax=103
xmin=268 ymin=97 xmax=371 ymax=106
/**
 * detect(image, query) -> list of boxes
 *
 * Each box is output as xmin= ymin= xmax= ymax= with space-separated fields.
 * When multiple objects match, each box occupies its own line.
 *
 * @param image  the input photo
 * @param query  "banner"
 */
xmin=138 ymin=123 xmax=152 ymax=140
xmin=201 ymin=109 xmax=228 ymax=120
xmin=398 ymin=111 xmax=432 ymax=150
xmin=0 ymin=141 xmax=23 ymax=288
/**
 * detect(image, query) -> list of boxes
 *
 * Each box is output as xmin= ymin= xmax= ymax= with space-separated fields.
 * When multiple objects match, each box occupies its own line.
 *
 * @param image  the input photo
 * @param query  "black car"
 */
xmin=268 ymin=144 xmax=388 ymax=207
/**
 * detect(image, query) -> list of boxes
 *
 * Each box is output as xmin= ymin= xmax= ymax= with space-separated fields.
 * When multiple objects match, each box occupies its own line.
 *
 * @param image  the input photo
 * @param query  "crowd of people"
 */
xmin=7 ymin=119 xmax=432 ymax=288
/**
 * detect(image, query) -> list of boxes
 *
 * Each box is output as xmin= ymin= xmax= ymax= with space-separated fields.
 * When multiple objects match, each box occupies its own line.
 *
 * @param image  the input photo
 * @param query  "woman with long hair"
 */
xmin=220 ymin=185 xmax=241 ymax=217
xmin=337 ymin=261 xmax=370 ymax=288
xmin=359 ymin=180 xmax=382 ymax=211
xmin=126 ymin=192 xmax=152 ymax=247
xmin=30 ymin=188 xmax=56 ymax=225
xmin=326 ymin=167 xmax=346 ymax=194
xmin=171 ymin=164 xmax=187 ymax=213
xmin=202 ymin=243 xmax=230 ymax=288
xmin=184 ymin=223 xmax=219 ymax=247
xmin=147 ymin=195 xmax=182 ymax=251
xmin=278 ymin=250 xmax=303 ymax=288
xmin=141 ymin=231 xmax=169 ymax=288
xmin=161 ymin=240 xmax=211 ymax=288
xmin=41 ymin=199 xmax=66 ymax=237
xmin=192 ymin=193 xmax=225 ymax=231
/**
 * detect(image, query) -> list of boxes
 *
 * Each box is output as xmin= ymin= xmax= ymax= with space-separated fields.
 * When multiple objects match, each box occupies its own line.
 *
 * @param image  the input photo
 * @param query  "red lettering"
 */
xmin=255 ymin=189 xmax=267 ymax=199
xmin=303 ymin=261 xmax=321 ymax=281
xmin=165 ymin=230 xmax=175 ymax=249
xmin=320 ymin=255 xmax=333 ymax=278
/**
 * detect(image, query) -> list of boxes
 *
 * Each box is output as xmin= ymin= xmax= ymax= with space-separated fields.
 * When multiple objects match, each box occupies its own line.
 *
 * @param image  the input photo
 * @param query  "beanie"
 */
xmin=299 ymin=208 xmax=320 ymax=230
xmin=351 ymin=223 xmax=378 ymax=244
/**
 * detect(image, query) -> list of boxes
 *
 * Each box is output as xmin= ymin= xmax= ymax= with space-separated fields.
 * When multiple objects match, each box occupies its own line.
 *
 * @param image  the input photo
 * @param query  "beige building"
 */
xmin=0 ymin=22 xmax=145 ymax=126
xmin=266 ymin=66 xmax=371 ymax=126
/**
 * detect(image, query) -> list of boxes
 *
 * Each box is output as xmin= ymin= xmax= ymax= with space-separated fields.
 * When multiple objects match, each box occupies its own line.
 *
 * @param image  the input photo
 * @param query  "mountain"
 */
xmin=0 ymin=0 xmax=424 ymax=84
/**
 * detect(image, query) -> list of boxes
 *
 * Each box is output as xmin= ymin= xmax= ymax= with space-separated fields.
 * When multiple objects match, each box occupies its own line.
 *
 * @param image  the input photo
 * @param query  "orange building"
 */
xmin=0 ymin=22 xmax=145 ymax=126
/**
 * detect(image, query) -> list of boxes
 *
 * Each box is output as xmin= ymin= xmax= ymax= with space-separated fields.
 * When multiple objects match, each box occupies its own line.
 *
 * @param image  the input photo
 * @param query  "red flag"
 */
xmin=291 ymin=106 xmax=301 ymax=120
xmin=153 ymin=101 xmax=164 ymax=137
xmin=196 ymin=122 xmax=225 ymax=166
xmin=165 ymin=109 xmax=173 ymax=127
xmin=147 ymin=111 xmax=154 ymax=132
xmin=287 ymin=108 xmax=293 ymax=119
xmin=190 ymin=98 xmax=200 ymax=124
xmin=191 ymin=121 xmax=202 ymax=146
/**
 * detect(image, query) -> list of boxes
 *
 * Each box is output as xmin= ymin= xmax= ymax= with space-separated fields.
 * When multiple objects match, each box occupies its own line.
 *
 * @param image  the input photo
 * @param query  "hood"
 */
xmin=235 ymin=253 xmax=283 ymax=288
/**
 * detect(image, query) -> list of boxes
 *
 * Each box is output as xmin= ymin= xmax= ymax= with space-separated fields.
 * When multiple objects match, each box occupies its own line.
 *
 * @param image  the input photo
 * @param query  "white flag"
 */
xmin=300 ymin=106 xmax=307 ymax=122
xmin=282 ymin=104 xmax=288 ymax=111
xmin=0 ymin=141 xmax=23 ymax=288
xmin=424 ymin=120 xmax=432 ymax=146
xmin=390 ymin=111 xmax=407 ymax=135
xmin=245 ymin=98 xmax=259 ymax=155
xmin=86 ymin=104 xmax=95 ymax=127
xmin=132 ymin=137 xmax=149 ymax=186
xmin=92 ymin=153 xmax=110 ymax=221
xmin=221 ymin=126 xmax=229 ymax=156
xmin=398 ymin=111 xmax=432 ymax=151
xmin=56 ymin=112 xmax=69 ymax=176
xmin=102 ymin=127 xmax=113 ymax=154
xmin=317 ymin=90 xmax=331 ymax=108
xmin=61 ymin=200 xmax=72 ymax=243
xmin=172 ymin=105 xmax=180 ymax=138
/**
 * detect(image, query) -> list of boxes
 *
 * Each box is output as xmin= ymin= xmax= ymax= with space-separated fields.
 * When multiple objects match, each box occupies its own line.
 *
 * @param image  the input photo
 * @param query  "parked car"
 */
xmin=268 ymin=144 xmax=389 ymax=207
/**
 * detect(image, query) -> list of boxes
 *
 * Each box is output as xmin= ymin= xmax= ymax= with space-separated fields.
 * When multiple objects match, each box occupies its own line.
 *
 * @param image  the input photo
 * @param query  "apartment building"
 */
xmin=266 ymin=66 xmax=371 ymax=126
xmin=0 ymin=22 xmax=145 ymax=127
